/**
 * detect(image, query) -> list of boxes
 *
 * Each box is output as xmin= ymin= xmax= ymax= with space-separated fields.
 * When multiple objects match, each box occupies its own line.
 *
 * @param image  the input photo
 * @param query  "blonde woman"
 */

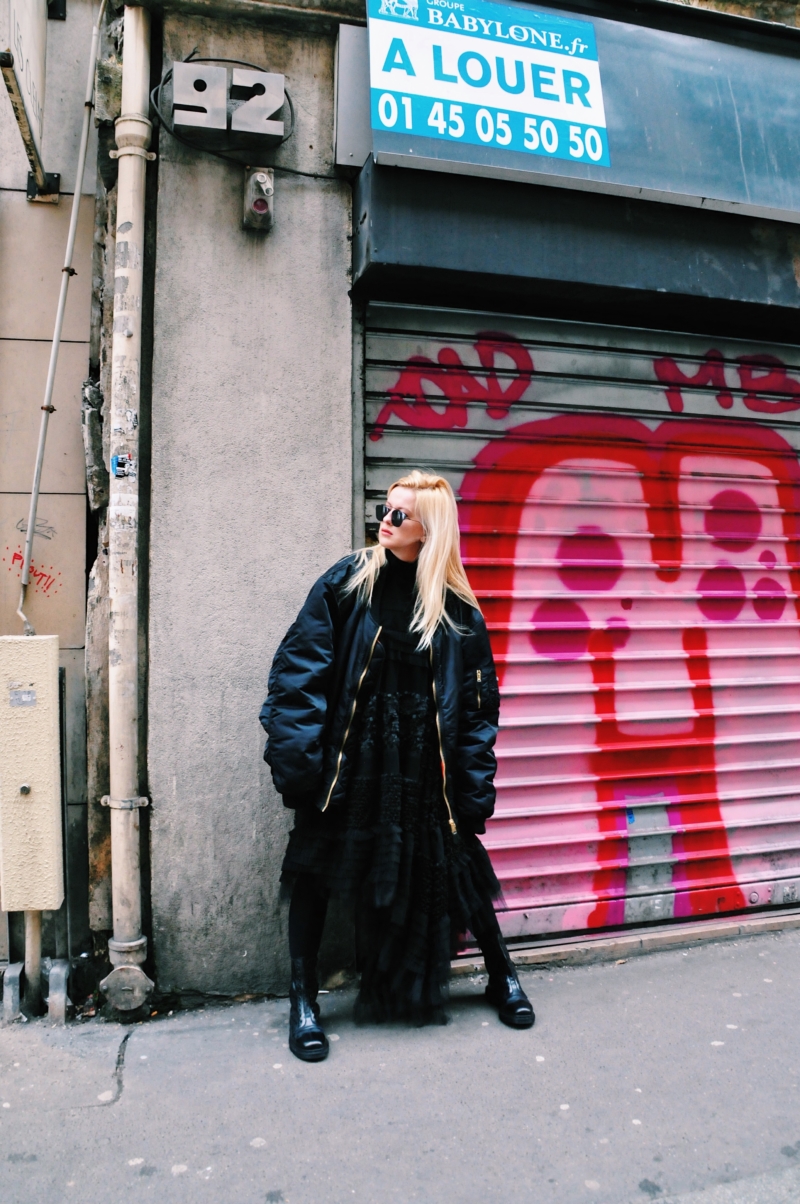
xmin=260 ymin=471 xmax=534 ymax=1062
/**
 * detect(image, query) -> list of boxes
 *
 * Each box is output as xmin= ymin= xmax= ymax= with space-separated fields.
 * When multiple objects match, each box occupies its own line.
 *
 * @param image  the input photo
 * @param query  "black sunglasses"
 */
xmin=376 ymin=503 xmax=416 ymax=527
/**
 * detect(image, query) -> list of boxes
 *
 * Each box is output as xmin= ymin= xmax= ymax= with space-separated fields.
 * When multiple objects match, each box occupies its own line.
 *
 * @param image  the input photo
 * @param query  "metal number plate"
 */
xmin=173 ymin=62 xmax=227 ymax=130
xmin=230 ymin=69 xmax=285 ymax=136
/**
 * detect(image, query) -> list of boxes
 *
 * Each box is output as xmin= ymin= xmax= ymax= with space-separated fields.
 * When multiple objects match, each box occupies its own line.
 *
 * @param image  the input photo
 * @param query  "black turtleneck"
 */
xmin=379 ymin=550 xmax=419 ymax=634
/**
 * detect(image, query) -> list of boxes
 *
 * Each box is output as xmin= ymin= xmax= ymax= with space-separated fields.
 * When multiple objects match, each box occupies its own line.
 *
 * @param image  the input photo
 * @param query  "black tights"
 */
xmin=288 ymin=874 xmax=329 ymax=960
xmin=288 ymin=873 xmax=512 ymax=980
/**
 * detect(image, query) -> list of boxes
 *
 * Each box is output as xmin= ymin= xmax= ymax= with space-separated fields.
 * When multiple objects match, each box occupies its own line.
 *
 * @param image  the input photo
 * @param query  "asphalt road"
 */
xmin=1 ymin=927 xmax=799 ymax=1204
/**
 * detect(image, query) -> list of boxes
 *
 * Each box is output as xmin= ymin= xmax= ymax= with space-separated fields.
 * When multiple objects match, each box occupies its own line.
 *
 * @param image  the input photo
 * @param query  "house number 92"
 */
xmin=172 ymin=62 xmax=285 ymax=137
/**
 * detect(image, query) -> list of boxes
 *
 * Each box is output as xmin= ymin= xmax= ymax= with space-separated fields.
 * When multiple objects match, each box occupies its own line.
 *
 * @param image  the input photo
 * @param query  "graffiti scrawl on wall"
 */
xmin=367 ymin=315 xmax=800 ymax=937
xmin=3 ymin=545 xmax=62 ymax=595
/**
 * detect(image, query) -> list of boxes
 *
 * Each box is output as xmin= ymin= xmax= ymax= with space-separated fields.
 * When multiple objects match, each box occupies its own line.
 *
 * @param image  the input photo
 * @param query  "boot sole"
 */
xmin=499 ymin=1010 xmax=535 ymax=1029
xmin=289 ymin=1038 xmax=329 ymax=1063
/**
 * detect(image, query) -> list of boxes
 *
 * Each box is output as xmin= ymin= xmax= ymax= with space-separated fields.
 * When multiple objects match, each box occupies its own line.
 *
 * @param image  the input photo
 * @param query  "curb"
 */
xmin=451 ymin=907 xmax=800 ymax=977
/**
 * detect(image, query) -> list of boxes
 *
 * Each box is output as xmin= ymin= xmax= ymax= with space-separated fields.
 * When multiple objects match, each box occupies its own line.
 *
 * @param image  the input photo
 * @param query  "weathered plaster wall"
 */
xmin=148 ymin=16 xmax=353 ymax=995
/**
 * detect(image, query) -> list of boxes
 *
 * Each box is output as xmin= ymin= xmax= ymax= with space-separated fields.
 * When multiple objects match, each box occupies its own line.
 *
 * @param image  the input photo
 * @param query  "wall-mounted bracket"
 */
xmin=27 ymin=171 xmax=61 ymax=202
xmin=1 ymin=52 xmax=59 ymax=203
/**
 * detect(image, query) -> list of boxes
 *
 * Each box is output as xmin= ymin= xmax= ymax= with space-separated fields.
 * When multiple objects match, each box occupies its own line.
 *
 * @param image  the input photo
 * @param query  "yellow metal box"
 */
xmin=0 ymin=635 xmax=64 ymax=911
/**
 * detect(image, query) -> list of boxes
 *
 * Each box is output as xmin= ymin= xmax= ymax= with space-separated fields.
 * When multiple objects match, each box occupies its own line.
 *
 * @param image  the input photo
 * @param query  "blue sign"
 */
xmin=357 ymin=0 xmax=800 ymax=223
xmin=369 ymin=0 xmax=609 ymax=169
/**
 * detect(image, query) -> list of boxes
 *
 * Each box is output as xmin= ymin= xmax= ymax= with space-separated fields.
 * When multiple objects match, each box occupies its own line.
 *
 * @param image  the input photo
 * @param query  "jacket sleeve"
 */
xmin=455 ymin=611 xmax=501 ymax=836
xmin=259 ymin=568 xmax=342 ymax=799
xmin=453 ymin=611 xmax=503 ymax=837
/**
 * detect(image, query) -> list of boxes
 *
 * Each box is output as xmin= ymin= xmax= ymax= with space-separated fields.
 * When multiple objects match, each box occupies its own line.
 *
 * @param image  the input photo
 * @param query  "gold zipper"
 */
xmin=476 ymin=668 xmax=482 ymax=710
xmin=321 ymin=625 xmax=382 ymax=812
xmin=430 ymin=647 xmax=457 ymax=835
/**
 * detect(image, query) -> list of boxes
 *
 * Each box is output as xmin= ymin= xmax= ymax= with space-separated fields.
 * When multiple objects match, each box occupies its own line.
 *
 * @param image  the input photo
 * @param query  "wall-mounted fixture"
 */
xmin=151 ymin=53 xmax=294 ymax=233
xmin=243 ymin=167 xmax=273 ymax=230
xmin=172 ymin=62 xmax=286 ymax=144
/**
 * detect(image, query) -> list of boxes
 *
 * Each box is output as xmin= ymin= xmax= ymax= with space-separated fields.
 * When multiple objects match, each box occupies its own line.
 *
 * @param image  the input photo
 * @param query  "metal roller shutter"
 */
xmin=364 ymin=302 xmax=800 ymax=941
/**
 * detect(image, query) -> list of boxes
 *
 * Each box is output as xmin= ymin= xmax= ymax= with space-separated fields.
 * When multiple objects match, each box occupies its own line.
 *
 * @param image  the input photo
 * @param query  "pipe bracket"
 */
xmin=100 ymin=795 xmax=149 ymax=810
xmin=108 ymin=146 xmax=156 ymax=160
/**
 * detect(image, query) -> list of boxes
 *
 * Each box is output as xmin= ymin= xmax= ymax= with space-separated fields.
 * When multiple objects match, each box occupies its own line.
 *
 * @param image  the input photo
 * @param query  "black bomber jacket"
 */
xmin=259 ymin=554 xmax=501 ymax=835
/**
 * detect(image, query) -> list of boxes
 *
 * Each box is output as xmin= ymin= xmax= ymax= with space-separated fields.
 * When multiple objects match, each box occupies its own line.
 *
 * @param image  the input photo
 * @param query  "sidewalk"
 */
xmin=1 ymin=927 xmax=799 ymax=1204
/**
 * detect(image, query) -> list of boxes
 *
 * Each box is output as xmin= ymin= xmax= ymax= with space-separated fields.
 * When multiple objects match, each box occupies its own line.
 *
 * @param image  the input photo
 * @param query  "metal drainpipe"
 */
xmin=98 ymin=3 xmax=155 ymax=1013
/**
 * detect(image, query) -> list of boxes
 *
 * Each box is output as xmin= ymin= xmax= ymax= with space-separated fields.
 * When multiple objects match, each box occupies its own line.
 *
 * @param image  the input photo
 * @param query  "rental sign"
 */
xmin=357 ymin=0 xmax=800 ymax=223
xmin=369 ymin=0 xmax=609 ymax=171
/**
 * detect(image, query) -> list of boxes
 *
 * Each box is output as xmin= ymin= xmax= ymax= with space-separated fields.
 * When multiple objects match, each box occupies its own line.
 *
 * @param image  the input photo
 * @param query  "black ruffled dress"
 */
xmin=280 ymin=550 xmax=501 ymax=1025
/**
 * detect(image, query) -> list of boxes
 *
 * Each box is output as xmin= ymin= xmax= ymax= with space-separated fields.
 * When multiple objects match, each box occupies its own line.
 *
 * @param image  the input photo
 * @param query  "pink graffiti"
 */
xmin=655 ymin=350 xmax=800 ymax=414
xmin=370 ymin=333 xmax=533 ymax=441
xmin=375 ymin=334 xmax=800 ymax=932
xmin=459 ymin=414 xmax=800 ymax=930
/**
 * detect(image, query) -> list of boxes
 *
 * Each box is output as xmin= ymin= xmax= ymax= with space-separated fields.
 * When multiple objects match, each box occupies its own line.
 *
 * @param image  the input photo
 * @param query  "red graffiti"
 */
xmin=586 ymin=624 xmax=745 ymax=926
xmin=653 ymin=350 xmax=733 ymax=413
xmin=654 ymin=350 xmax=800 ymax=415
xmin=4 ymin=547 xmax=60 ymax=594
xmin=737 ymin=355 xmax=800 ymax=414
xmin=460 ymin=414 xmax=800 ymax=927
xmin=460 ymin=411 xmax=800 ymax=657
xmin=370 ymin=333 xmax=533 ymax=442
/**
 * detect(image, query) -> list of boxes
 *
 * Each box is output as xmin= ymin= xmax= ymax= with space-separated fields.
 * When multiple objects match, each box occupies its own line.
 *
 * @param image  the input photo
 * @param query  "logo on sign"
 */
xmin=379 ymin=0 xmax=419 ymax=19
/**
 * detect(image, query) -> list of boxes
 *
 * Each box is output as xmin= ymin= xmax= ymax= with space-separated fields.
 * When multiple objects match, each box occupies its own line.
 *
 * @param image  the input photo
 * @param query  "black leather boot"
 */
xmin=478 ymin=929 xmax=535 ymax=1029
xmin=289 ymin=958 xmax=329 ymax=1062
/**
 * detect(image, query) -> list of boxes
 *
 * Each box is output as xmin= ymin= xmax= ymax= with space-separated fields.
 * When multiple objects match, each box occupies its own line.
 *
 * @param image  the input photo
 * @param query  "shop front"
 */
xmin=361 ymin=302 xmax=800 ymax=940
xmin=343 ymin=0 xmax=800 ymax=944
xmin=143 ymin=0 xmax=800 ymax=997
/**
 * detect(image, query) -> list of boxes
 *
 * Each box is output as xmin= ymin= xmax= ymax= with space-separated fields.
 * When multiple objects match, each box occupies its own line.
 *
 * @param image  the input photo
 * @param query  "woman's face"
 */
xmin=378 ymin=486 xmax=425 ymax=562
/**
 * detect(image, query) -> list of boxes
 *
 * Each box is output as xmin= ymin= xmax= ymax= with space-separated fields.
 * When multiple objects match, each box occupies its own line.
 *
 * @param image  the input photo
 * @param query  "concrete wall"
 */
xmin=148 ymin=15 xmax=353 ymax=995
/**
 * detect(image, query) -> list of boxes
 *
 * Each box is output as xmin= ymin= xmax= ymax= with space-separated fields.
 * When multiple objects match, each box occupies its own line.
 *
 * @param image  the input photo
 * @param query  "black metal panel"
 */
xmin=352 ymin=159 xmax=800 ymax=339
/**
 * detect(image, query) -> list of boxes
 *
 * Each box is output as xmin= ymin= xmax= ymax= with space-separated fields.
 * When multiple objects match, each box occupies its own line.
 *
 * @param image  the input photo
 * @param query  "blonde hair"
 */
xmin=346 ymin=470 xmax=481 ymax=649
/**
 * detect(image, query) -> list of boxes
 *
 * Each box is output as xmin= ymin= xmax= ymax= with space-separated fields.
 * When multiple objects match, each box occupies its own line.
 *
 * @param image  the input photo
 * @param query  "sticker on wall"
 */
xmin=111 ymin=453 xmax=136 ymax=479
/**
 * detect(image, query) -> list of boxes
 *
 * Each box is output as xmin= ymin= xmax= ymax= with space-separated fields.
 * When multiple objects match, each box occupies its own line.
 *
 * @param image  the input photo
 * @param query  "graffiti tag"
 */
xmin=654 ymin=350 xmax=800 ymax=415
xmin=370 ymin=333 xmax=534 ymax=441
xmin=3 ymin=547 xmax=61 ymax=594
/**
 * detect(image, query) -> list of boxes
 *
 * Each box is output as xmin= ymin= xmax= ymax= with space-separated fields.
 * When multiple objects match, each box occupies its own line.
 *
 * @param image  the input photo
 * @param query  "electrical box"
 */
xmin=0 ymin=636 xmax=63 ymax=911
